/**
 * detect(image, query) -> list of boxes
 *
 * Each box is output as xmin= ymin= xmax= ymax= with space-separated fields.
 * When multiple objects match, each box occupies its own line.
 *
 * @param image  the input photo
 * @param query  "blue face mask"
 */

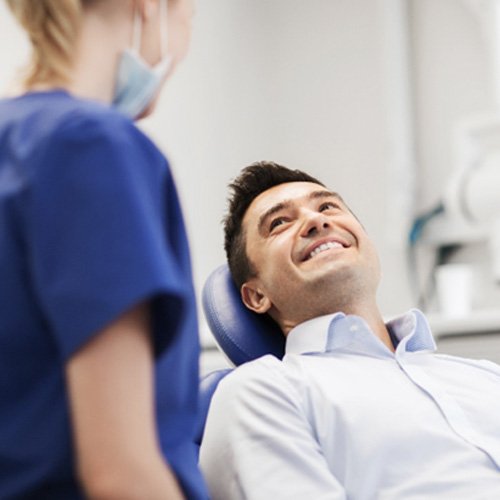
xmin=112 ymin=0 xmax=172 ymax=119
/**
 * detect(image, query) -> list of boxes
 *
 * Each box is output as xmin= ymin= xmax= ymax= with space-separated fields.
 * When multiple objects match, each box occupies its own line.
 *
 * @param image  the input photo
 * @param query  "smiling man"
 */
xmin=199 ymin=162 xmax=500 ymax=500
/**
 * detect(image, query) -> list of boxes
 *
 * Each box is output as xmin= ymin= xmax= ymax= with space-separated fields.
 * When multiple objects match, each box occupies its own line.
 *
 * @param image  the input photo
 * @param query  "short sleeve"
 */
xmin=22 ymin=111 xmax=187 ymax=360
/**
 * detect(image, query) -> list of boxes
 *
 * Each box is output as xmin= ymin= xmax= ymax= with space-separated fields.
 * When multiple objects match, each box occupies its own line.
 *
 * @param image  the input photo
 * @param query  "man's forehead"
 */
xmin=249 ymin=182 xmax=342 ymax=214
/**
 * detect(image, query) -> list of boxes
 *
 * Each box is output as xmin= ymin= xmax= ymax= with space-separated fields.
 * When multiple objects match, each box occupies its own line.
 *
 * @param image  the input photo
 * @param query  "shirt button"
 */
xmin=350 ymin=325 xmax=359 ymax=332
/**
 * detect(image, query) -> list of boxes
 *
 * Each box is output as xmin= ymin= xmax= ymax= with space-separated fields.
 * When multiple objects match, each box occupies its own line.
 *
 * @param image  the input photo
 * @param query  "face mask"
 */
xmin=112 ymin=0 xmax=172 ymax=119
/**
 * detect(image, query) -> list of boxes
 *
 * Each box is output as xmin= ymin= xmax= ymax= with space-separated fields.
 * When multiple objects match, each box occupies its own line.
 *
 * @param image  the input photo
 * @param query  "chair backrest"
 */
xmin=202 ymin=264 xmax=285 ymax=365
xmin=196 ymin=264 xmax=286 ymax=452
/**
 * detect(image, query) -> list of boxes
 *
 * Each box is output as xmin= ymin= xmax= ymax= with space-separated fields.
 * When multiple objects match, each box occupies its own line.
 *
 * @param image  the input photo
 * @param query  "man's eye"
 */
xmin=269 ymin=217 xmax=287 ymax=231
xmin=320 ymin=202 xmax=340 ymax=212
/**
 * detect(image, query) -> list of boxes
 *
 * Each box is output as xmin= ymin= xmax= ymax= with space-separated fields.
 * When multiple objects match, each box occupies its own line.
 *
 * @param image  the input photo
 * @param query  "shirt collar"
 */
xmin=285 ymin=309 xmax=436 ymax=357
xmin=388 ymin=308 xmax=437 ymax=354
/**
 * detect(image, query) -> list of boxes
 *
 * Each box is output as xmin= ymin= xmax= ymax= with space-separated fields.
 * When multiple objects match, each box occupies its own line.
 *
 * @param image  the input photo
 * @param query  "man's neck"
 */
xmin=347 ymin=305 xmax=394 ymax=352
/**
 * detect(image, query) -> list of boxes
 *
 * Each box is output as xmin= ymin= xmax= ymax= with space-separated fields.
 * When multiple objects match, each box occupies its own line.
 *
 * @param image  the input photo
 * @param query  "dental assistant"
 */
xmin=0 ymin=0 xmax=207 ymax=499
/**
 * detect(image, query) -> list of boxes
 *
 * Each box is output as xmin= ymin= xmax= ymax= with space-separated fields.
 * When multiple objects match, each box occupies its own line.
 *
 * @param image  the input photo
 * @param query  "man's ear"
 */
xmin=241 ymin=280 xmax=272 ymax=314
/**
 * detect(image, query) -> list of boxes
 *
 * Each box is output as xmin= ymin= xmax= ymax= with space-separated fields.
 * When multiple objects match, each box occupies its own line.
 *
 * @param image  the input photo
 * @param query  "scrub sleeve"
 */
xmin=26 ymin=112 xmax=183 ymax=358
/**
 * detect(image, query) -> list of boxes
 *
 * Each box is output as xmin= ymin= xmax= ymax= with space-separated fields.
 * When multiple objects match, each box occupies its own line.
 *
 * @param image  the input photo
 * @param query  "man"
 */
xmin=199 ymin=161 xmax=500 ymax=499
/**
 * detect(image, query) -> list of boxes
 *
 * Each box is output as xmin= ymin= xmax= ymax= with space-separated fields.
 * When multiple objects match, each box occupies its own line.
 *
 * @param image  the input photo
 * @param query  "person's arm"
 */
xmin=199 ymin=357 xmax=346 ymax=500
xmin=66 ymin=302 xmax=184 ymax=500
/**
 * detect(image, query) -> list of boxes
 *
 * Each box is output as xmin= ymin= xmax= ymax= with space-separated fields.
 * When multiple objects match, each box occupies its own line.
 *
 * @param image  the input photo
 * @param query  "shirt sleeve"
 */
xmin=23 ymin=111 xmax=187 ymax=360
xmin=199 ymin=356 xmax=346 ymax=500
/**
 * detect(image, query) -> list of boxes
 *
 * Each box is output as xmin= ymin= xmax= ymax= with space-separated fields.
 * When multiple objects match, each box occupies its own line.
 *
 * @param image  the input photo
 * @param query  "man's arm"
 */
xmin=200 ymin=356 xmax=346 ymax=500
xmin=65 ymin=302 xmax=184 ymax=500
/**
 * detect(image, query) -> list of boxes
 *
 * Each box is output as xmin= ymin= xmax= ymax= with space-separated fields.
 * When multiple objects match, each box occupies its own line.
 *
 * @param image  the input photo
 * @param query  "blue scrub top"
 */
xmin=0 ymin=90 xmax=208 ymax=499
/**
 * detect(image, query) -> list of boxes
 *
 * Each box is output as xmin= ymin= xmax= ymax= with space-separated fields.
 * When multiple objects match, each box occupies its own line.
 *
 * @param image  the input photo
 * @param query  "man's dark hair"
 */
xmin=223 ymin=161 xmax=325 ymax=289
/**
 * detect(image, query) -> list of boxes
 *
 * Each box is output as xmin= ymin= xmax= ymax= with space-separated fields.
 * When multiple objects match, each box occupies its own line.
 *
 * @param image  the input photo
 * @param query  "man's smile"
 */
xmin=301 ymin=237 xmax=350 ymax=262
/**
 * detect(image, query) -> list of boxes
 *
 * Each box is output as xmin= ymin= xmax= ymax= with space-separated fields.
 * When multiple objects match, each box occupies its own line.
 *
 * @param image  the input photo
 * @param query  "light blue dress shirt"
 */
xmin=200 ymin=309 xmax=500 ymax=499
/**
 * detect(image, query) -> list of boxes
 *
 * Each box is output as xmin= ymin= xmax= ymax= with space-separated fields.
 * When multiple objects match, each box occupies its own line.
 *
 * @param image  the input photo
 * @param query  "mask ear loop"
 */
xmin=160 ymin=0 xmax=168 ymax=57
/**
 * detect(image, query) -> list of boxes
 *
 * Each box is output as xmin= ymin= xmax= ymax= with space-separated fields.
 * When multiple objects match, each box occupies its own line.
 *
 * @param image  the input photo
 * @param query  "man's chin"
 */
xmin=300 ymin=256 xmax=349 ymax=276
xmin=301 ymin=261 xmax=357 ymax=290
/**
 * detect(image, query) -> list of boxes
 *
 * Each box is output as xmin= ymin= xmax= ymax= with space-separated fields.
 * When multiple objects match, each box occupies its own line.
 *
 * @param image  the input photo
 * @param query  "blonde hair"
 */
xmin=6 ymin=0 xmax=84 ymax=88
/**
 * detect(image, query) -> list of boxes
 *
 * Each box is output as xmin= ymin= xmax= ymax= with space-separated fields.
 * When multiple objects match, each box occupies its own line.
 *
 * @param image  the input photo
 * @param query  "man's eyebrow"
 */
xmin=309 ymin=189 xmax=343 ymax=201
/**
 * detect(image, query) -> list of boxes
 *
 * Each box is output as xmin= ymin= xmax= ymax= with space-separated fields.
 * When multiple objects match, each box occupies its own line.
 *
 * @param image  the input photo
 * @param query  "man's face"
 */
xmin=241 ymin=182 xmax=381 ymax=331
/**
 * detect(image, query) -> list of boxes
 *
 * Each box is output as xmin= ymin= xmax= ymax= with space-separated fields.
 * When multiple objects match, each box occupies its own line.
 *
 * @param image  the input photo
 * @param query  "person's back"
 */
xmin=0 ymin=90 xmax=204 ymax=498
xmin=0 ymin=1 xmax=206 ymax=498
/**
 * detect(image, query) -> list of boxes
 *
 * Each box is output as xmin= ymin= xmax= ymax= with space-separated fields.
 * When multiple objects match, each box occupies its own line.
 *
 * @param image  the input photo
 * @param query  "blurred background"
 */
xmin=2 ymin=0 xmax=500 ymax=373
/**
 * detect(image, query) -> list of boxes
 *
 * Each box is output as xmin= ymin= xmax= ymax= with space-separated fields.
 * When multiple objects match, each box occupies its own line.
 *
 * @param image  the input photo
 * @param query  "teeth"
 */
xmin=308 ymin=241 xmax=343 ymax=260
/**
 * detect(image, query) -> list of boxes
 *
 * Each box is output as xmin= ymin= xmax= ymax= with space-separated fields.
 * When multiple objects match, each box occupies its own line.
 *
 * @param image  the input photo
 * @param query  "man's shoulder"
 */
xmin=221 ymin=354 xmax=285 ymax=385
xmin=433 ymin=352 xmax=500 ymax=375
xmin=214 ymin=354 xmax=299 ymax=402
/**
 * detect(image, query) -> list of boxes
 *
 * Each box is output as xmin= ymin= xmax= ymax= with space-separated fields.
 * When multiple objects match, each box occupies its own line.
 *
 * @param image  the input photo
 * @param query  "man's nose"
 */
xmin=300 ymin=211 xmax=332 ymax=238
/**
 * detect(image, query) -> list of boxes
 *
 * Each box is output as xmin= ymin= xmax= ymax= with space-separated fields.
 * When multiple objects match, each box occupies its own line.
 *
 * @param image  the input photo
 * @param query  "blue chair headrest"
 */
xmin=202 ymin=264 xmax=285 ymax=365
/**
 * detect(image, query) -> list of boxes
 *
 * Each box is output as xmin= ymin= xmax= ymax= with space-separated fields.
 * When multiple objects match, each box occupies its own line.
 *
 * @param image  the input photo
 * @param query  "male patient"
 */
xmin=200 ymin=161 xmax=500 ymax=499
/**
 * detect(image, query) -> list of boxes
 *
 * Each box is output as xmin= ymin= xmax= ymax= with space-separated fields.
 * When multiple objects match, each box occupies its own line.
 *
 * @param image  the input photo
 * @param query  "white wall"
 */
xmin=0 ymin=3 xmax=30 ymax=95
xmin=410 ymin=0 xmax=493 ymax=207
xmin=1 ymin=1 xmax=494 ymax=346
xmin=143 ymin=0 xmax=417 ymax=328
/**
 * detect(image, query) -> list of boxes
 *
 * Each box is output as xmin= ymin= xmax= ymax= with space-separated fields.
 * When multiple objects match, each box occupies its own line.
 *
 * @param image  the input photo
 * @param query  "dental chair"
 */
xmin=195 ymin=264 xmax=285 ymax=447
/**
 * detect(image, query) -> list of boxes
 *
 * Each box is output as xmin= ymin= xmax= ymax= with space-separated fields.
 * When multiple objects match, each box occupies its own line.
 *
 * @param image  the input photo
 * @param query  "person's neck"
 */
xmin=67 ymin=9 xmax=131 ymax=104
xmin=342 ymin=302 xmax=394 ymax=352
